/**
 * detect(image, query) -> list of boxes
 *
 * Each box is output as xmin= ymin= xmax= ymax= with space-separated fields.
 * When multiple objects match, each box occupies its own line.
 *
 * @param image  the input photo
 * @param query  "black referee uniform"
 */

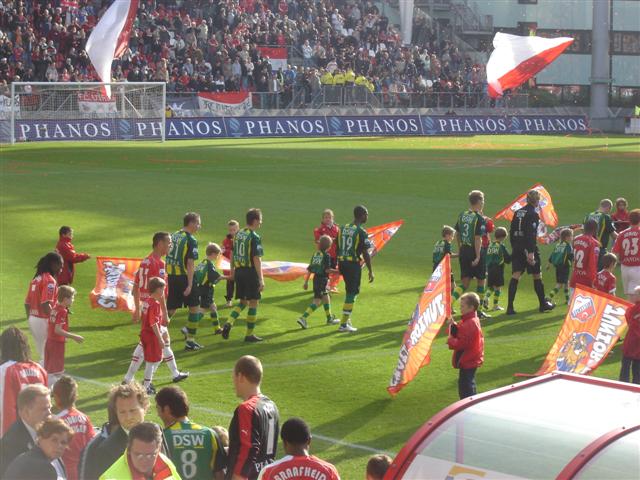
xmin=507 ymin=204 xmax=554 ymax=314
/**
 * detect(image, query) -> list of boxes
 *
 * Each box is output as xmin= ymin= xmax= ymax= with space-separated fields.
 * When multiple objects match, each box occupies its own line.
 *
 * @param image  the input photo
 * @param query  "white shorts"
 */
xmin=621 ymin=265 xmax=640 ymax=295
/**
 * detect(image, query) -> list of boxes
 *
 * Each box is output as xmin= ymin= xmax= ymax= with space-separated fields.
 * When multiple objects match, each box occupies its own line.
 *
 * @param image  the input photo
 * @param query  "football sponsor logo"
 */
xmin=571 ymin=295 xmax=596 ymax=322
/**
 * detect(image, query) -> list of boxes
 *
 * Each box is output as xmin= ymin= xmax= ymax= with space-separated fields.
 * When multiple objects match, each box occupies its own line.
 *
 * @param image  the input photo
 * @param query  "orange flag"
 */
xmin=494 ymin=183 xmax=558 ymax=228
xmin=517 ymin=285 xmax=631 ymax=377
xmin=367 ymin=220 xmax=404 ymax=258
xmin=90 ymin=256 xmax=142 ymax=312
xmin=388 ymin=255 xmax=451 ymax=396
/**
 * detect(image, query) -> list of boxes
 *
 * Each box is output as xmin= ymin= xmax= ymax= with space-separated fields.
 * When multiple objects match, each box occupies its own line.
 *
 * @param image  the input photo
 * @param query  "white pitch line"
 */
xmin=72 ymin=374 xmax=395 ymax=456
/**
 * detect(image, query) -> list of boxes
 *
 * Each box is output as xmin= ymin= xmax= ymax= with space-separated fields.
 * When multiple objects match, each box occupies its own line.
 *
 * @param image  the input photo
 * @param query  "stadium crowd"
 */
xmin=0 ymin=0 xmax=486 ymax=102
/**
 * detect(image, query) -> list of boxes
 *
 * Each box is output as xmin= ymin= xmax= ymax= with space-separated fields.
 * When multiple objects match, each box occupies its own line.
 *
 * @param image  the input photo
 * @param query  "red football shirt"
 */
xmin=481 ymin=217 xmax=495 ymax=248
xmin=595 ymin=270 xmax=617 ymax=294
xmin=0 ymin=361 xmax=47 ymax=435
xmin=48 ymin=304 xmax=69 ymax=343
xmin=258 ymin=455 xmax=340 ymax=480
xmin=58 ymin=407 xmax=95 ymax=480
xmin=314 ymin=223 xmax=339 ymax=259
xmin=570 ymin=234 xmax=600 ymax=288
xmin=612 ymin=226 xmax=640 ymax=267
xmin=612 ymin=209 xmax=630 ymax=233
xmin=141 ymin=298 xmax=162 ymax=337
xmin=222 ymin=234 xmax=234 ymax=260
xmin=25 ymin=273 xmax=57 ymax=317
xmin=134 ymin=253 xmax=167 ymax=299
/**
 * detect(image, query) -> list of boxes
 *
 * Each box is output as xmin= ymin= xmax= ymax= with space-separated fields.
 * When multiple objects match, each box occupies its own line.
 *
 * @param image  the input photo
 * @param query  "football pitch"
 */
xmin=1 ymin=135 xmax=639 ymax=478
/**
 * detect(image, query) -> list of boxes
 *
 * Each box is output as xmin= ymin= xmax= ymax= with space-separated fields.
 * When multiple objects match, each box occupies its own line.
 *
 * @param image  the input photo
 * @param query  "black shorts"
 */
xmin=167 ymin=275 xmax=200 ymax=310
xmin=597 ymin=248 xmax=607 ymax=271
xmin=487 ymin=264 xmax=505 ymax=288
xmin=339 ymin=260 xmax=362 ymax=296
xmin=459 ymin=246 xmax=486 ymax=280
xmin=555 ymin=265 xmax=570 ymax=284
xmin=313 ymin=275 xmax=329 ymax=299
xmin=511 ymin=247 xmax=541 ymax=275
xmin=235 ymin=267 xmax=261 ymax=301
xmin=196 ymin=285 xmax=214 ymax=309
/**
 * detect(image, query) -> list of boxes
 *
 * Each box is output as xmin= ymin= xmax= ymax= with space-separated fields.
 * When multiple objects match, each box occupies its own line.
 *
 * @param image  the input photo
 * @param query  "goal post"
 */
xmin=9 ymin=82 xmax=166 ymax=144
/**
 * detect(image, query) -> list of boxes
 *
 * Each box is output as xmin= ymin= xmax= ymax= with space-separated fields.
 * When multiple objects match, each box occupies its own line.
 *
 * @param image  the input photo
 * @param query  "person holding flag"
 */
xmin=447 ymin=292 xmax=484 ymax=399
xmin=506 ymin=189 xmax=555 ymax=315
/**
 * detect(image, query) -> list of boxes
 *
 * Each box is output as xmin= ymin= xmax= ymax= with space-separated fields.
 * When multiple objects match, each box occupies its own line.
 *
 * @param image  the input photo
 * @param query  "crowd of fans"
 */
xmin=0 ymin=0 xmax=487 ymax=103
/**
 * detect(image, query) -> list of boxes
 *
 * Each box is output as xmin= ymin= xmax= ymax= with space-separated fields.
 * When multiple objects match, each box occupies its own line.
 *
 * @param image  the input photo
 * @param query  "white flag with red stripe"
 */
xmin=486 ymin=33 xmax=573 ymax=98
xmin=85 ymin=0 xmax=139 ymax=97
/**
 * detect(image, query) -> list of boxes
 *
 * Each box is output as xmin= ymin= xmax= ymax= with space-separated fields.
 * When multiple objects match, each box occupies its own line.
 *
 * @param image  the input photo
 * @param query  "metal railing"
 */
xmin=166 ymin=88 xmax=528 ymax=113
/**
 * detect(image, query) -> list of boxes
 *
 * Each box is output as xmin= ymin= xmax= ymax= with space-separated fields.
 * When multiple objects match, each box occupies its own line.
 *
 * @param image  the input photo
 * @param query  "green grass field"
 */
xmin=1 ymin=135 xmax=639 ymax=478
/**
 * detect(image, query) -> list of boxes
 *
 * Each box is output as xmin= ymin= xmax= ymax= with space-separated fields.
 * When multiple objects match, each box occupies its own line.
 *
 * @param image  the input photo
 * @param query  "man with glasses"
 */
xmin=100 ymin=422 xmax=179 ymax=480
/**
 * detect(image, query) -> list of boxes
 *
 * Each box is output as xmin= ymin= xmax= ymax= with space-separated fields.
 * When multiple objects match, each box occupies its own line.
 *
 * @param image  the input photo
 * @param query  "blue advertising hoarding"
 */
xmin=12 ymin=114 xmax=589 ymax=142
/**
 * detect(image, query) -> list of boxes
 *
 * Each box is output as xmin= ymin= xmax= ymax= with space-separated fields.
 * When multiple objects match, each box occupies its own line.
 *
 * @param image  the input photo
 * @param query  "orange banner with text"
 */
xmin=520 ymin=285 xmax=631 ymax=377
xmin=388 ymin=255 xmax=451 ymax=395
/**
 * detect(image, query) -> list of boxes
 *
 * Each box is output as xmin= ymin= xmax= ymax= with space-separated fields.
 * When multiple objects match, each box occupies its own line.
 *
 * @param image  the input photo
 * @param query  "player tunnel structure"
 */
xmin=385 ymin=372 xmax=640 ymax=479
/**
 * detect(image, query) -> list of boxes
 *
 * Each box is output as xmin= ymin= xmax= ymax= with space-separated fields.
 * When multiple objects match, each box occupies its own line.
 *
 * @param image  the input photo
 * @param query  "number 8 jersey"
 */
xmin=163 ymin=420 xmax=227 ymax=480
xmin=227 ymin=394 xmax=280 ymax=480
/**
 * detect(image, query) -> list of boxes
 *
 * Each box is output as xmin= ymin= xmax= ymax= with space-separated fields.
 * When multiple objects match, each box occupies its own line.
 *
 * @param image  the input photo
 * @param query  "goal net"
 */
xmin=9 ymin=82 xmax=166 ymax=143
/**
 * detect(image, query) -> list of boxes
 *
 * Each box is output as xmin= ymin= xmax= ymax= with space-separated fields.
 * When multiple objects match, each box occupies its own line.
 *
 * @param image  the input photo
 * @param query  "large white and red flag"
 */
xmin=486 ymin=33 xmax=573 ymax=98
xmin=85 ymin=0 xmax=139 ymax=97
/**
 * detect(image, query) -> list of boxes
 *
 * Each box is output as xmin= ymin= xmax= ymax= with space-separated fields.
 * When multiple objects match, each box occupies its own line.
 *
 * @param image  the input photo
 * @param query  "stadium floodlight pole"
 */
xmin=590 ymin=0 xmax=611 ymax=121
xmin=10 ymin=80 xmax=15 ymax=145
xmin=161 ymin=82 xmax=166 ymax=143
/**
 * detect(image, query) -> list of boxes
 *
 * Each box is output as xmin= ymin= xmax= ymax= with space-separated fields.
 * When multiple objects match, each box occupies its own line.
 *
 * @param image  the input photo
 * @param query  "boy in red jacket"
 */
xmin=620 ymin=287 xmax=640 ymax=384
xmin=55 ymin=226 xmax=90 ymax=286
xmin=447 ymin=292 xmax=484 ymax=399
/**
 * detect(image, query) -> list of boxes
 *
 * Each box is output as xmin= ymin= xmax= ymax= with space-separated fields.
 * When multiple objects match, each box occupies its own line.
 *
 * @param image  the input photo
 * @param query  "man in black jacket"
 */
xmin=507 ymin=189 xmax=555 ymax=315
xmin=78 ymin=382 xmax=149 ymax=480
xmin=0 ymin=384 xmax=51 ymax=477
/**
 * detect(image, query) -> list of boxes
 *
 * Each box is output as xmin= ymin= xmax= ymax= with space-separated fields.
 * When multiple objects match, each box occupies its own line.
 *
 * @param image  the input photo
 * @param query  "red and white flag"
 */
xmin=85 ymin=0 xmax=139 ymax=97
xmin=486 ymin=33 xmax=573 ymax=98
xmin=197 ymin=91 xmax=252 ymax=115
xmin=78 ymin=91 xmax=118 ymax=113
xmin=61 ymin=0 xmax=79 ymax=9
xmin=257 ymin=46 xmax=288 ymax=71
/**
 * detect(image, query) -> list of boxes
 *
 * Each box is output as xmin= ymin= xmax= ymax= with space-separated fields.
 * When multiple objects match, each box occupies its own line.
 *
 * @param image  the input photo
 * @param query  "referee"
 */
xmin=506 ymin=190 xmax=555 ymax=315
